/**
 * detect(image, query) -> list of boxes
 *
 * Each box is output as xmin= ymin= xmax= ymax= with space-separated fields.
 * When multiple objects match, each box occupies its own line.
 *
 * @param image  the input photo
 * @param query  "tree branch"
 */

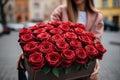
xmin=0 ymin=0 xmax=2 ymax=5
xmin=3 ymin=0 xmax=8 ymax=6
xmin=0 ymin=0 xmax=8 ymax=6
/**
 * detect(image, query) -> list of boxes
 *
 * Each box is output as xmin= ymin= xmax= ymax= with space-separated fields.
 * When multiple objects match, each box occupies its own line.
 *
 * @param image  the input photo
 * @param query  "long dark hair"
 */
xmin=67 ymin=0 xmax=98 ymax=23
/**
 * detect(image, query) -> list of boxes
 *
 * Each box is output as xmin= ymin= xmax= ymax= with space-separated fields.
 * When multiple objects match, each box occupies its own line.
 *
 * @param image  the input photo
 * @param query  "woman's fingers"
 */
xmin=90 ymin=59 xmax=100 ymax=79
xmin=16 ymin=53 xmax=24 ymax=69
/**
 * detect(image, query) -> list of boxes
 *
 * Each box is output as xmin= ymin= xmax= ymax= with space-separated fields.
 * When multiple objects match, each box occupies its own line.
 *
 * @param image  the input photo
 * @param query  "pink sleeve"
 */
xmin=91 ymin=13 xmax=104 ymax=42
xmin=50 ymin=5 xmax=62 ymax=21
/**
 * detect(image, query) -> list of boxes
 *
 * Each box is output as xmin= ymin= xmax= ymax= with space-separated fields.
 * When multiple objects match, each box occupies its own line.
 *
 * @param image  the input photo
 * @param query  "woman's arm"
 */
xmin=50 ymin=5 xmax=63 ymax=21
xmin=88 ymin=13 xmax=104 ymax=80
xmin=16 ymin=52 xmax=24 ymax=69
xmin=91 ymin=13 xmax=104 ymax=42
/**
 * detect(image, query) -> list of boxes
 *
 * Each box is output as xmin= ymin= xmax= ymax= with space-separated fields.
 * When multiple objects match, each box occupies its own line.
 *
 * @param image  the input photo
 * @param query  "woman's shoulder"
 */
xmin=50 ymin=5 xmax=67 ymax=21
xmin=96 ymin=12 xmax=104 ymax=21
xmin=92 ymin=8 xmax=104 ymax=21
xmin=93 ymin=12 xmax=104 ymax=24
xmin=94 ymin=8 xmax=104 ymax=19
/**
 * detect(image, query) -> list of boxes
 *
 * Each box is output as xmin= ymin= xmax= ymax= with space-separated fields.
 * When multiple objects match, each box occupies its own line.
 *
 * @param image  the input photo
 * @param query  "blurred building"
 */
xmin=3 ymin=0 xmax=65 ymax=23
xmin=14 ymin=0 xmax=29 ymax=23
xmin=98 ymin=0 xmax=120 ymax=27
xmin=29 ymin=0 xmax=64 ymax=22
xmin=4 ymin=0 xmax=15 ymax=23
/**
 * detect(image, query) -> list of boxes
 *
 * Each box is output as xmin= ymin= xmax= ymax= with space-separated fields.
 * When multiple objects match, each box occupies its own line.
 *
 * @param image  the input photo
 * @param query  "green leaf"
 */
xmin=52 ymin=67 xmax=59 ymax=77
xmin=42 ymin=66 xmax=51 ymax=74
xmin=58 ymin=67 xmax=64 ymax=73
xmin=87 ymin=61 xmax=93 ymax=66
xmin=84 ymin=64 xmax=89 ymax=69
xmin=76 ymin=65 xmax=82 ymax=70
xmin=71 ymin=64 xmax=77 ymax=69
xmin=72 ymin=64 xmax=81 ymax=70
xmin=65 ymin=67 xmax=72 ymax=74
xmin=84 ymin=60 xmax=94 ymax=69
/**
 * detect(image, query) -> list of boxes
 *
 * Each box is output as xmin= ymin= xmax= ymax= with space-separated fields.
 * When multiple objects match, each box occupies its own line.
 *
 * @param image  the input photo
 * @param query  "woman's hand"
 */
xmin=16 ymin=52 xmax=24 ymax=69
xmin=88 ymin=59 xmax=100 ymax=80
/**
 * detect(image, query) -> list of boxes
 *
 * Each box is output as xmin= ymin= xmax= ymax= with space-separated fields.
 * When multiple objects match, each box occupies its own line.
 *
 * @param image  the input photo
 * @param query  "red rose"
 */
xmin=61 ymin=62 xmax=72 ymax=68
xmin=48 ymin=21 xmax=62 ymax=27
xmin=23 ymin=41 xmax=39 ymax=53
xmin=29 ymin=52 xmax=45 ymax=70
xmin=76 ymin=59 xmax=88 ymax=65
xmin=74 ymin=23 xmax=86 ymax=30
xmin=37 ymin=32 xmax=51 ymax=41
xmin=20 ymin=33 xmax=34 ymax=43
xmin=64 ymin=32 xmax=77 ymax=39
xmin=63 ymin=21 xmax=74 ymax=28
xmin=51 ymin=34 xmax=64 ymax=43
xmin=56 ymin=40 xmax=69 ymax=50
xmin=59 ymin=24 xmax=70 ymax=31
xmin=94 ymin=42 xmax=106 ymax=54
xmin=74 ymin=27 xmax=86 ymax=35
xmin=33 ymin=28 xmax=46 ymax=34
xmin=44 ymin=24 xmax=54 ymax=30
xmin=85 ymin=32 xmax=96 ymax=41
xmin=79 ymin=36 xmax=93 ymax=44
xmin=70 ymin=40 xmax=82 ymax=49
xmin=61 ymin=49 xmax=76 ymax=63
xmin=45 ymin=52 xmax=61 ymax=67
xmin=75 ymin=47 xmax=88 ymax=65
xmin=28 ymin=25 xmax=39 ymax=31
xmin=36 ymin=22 xmax=47 ymax=28
xmin=19 ymin=27 xmax=31 ymax=35
xmin=75 ymin=47 xmax=87 ymax=59
xmin=50 ymin=28 xmax=63 ymax=34
xmin=39 ymin=41 xmax=55 ymax=53
xmin=97 ymin=54 xmax=103 ymax=60
xmin=85 ymin=45 xmax=99 ymax=59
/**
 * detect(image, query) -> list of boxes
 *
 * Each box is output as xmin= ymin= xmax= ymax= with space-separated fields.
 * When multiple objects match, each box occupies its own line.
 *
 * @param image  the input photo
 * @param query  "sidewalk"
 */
xmin=99 ymin=31 xmax=120 ymax=80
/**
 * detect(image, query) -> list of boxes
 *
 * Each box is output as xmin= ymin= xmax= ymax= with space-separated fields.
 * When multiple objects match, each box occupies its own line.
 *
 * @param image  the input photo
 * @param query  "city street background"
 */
xmin=0 ymin=31 xmax=120 ymax=80
xmin=0 ymin=0 xmax=120 ymax=80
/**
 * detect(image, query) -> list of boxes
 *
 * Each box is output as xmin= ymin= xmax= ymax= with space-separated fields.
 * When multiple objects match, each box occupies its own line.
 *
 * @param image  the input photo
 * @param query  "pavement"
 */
xmin=99 ymin=31 xmax=120 ymax=80
xmin=0 ymin=31 xmax=120 ymax=80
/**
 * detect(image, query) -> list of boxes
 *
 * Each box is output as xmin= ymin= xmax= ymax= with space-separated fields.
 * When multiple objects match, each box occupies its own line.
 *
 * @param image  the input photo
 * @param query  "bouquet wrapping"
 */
xmin=18 ymin=21 xmax=106 ymax=79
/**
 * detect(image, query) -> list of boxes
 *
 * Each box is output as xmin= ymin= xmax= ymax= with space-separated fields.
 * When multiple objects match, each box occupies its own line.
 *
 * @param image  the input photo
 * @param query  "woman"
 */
xmin=50 ymin=0 xmax=104 ymax=80
xmin=17 ymin=0 xmax=104 ymax=80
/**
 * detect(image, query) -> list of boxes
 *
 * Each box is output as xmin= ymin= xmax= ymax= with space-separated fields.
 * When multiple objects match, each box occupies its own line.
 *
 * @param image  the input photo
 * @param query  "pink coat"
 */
xmin=50 ymin=5 xmax=104 ymax=41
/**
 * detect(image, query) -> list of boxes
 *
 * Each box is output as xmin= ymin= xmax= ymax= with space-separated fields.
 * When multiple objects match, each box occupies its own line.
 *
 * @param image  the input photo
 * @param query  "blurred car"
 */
xmin=104 ymin=19 xmax=119 ymax=31
xmin=7 ymin=23 xmax=24 ymax=31
xmin=0 ymin=23 xmax=3 ymax=34
xmin=3 ymin=25 xmax=11 ymax=34
xmin=23 ymin=22 xmax=36 ymax=27
xmin=0 ymin=23 xmax=11 ymax=35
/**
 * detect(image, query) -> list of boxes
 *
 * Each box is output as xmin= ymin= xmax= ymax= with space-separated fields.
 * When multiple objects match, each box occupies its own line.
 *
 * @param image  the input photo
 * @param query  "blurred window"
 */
xmin=8 ymin=4 xmax=12 ymax=11
xmin=113 ymin=0 xmax=119 ymax=8
xmin=17 ymin=5 xmax=21 ymax=12
xmin=34 ymin=13 xmax=40 ymax=19
xmin=113 ymin=16 xmax=119 ymax=27
xmin=24 ymin=5 xmax=28 ymax=12
xmin=34 ymin=3 xmax=39 ymax=9
xmin=102 ymin=0 xmax=107 ymax=8
xmin=25 ymin=16 xmax=28 ymax=21
xmin=9 ymin=14 xmax=13 ymax=22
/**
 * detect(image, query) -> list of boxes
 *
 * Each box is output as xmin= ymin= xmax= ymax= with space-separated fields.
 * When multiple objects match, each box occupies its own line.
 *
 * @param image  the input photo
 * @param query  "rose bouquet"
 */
xmin=18 ymin=21 xmax=106 ymax=78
